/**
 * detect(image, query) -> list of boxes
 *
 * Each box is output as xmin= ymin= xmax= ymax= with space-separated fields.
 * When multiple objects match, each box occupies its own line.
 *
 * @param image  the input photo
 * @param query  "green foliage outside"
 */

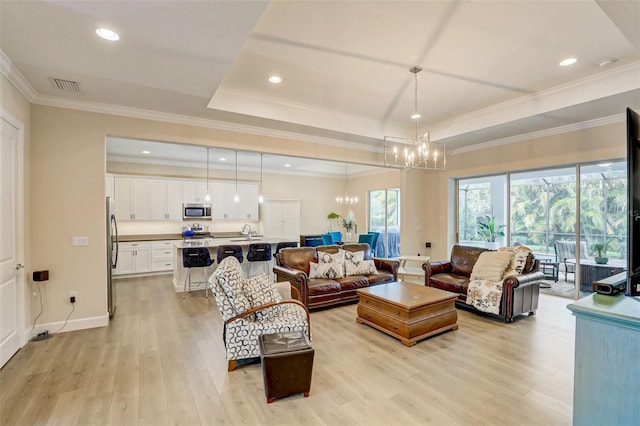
xmin=459 ymin=170 xmax=627 ymax=259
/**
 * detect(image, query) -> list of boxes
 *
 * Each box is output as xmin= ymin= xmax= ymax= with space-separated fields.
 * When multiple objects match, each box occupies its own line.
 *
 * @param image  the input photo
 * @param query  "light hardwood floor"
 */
xmin=1 ymin=275 xmax=575 ymax=425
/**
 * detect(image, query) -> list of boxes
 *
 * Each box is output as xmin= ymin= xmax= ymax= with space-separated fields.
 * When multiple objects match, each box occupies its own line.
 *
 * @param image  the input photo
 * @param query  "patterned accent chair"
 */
xmin=210 ymin=256 xmax=311 ymax=372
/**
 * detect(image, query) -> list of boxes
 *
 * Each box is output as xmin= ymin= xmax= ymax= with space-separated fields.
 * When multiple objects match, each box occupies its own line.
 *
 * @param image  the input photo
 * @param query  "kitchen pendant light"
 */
xmin=336 ymin=163 xmax=358 ymax=204
xmin=204 ymin=147 xmax=211 ymax=202
xmin=233 ymin=151 xmax=240 ymax=203
xmin=258 ymin=153 xmax=264 ymax=204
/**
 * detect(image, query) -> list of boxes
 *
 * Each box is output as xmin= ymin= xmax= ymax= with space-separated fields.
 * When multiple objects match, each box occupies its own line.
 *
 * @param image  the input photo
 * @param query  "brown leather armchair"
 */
xmin=423 ymin=245 xmax=544 ymax=322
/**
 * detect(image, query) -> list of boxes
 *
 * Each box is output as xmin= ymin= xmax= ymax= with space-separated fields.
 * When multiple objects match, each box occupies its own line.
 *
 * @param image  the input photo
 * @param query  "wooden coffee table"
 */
xmin=356 ymin=282 xmax=458 ymax=346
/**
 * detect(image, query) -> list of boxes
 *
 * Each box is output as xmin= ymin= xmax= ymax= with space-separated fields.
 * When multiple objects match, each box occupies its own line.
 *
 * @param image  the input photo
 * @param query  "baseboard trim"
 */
xmin=26 ymin=314 xmax=109 ymax=339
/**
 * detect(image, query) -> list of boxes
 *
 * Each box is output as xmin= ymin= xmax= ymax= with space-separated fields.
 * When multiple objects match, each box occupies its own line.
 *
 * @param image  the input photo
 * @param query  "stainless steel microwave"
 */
xmin=183 ymin=203 xmax=212 ymax=220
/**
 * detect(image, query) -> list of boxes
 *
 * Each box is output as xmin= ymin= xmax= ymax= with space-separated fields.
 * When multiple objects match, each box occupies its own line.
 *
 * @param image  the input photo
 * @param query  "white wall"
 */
xmin=27 ymin=102 xmax=627 ymax=331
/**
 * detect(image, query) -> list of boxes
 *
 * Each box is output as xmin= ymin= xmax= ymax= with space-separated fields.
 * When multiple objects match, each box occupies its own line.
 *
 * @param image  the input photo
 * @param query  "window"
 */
xmin=368 ymin=188 xmax=400 ymax=258
xmin=457 ymin=175 xmax=507 ymax=247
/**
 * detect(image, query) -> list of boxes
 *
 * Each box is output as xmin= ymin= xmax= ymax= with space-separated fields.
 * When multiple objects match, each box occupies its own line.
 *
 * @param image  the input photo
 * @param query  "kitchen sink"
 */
xmin=230 ymin=237 xmax=263 ymax=242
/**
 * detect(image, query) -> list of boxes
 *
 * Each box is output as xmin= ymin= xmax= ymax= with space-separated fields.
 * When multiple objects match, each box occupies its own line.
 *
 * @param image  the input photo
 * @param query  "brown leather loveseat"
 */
xmin=274 ymin=243 xmax=399 ymax=310
xmin=423 ymin=245 xmax=544 ymax=322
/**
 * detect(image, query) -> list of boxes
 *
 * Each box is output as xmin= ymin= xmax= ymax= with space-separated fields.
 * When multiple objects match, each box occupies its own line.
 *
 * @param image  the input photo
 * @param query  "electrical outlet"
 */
xmin=69 ymin=291 xmax=77 ymax=303
xmin=72 ymin=237 xmax=89 ymax=247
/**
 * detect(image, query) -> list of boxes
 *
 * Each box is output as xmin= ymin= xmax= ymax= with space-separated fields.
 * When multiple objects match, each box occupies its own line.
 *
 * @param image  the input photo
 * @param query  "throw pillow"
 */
xmin=317 ymin=249 xmax=345 ymax=264
xmin=343 ymin=250 xmax=364 ymax=275
xmin=470 ymin=250 xmax=513 ymax=282
xmin=499 ymin=245 xmax=532 ymax=278
xmin=309 ymin=261 xmax=345 ymax=279
xmin=243 ymin=273 xmax=284 ymax=321
xmin=213 ymin=256 xmax=252 ymax=316
xmin=345 ymin=259 xmax=378 ymax=276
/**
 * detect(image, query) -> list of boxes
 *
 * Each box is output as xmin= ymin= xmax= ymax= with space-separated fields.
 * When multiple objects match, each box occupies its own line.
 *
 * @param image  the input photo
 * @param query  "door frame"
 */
xmin=1 ymin=108 xmax=26 ymax=360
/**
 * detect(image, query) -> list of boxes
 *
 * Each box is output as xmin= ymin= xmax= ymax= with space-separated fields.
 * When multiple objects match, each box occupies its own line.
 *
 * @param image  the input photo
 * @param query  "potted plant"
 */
xmin=476 ymin=215 xmax=505 ymax=250
xmin=341 ymin=213 xmax=358 ymax=242
xmin=327 ymin=212 xmax=341 ymax=231
xmin=591 ymin=242 xmax=609 ymax=264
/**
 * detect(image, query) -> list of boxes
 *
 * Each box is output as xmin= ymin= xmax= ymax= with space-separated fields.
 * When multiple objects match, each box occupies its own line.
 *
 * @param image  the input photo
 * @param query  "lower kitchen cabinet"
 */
xmin=114 ymin=240 xmax=177 ymax=276
xmin=151 ymin=240 xmax=175 ymax=271
xmin=114 ymin=242 xmax=151 ymax=275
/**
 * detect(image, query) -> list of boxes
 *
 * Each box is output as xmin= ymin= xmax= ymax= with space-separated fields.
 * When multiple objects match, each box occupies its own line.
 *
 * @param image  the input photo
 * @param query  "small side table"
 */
xmin=259 ymin=332 xmax=314 ymax=403
xmin=398 ymin=255 xmax=430 ymax=285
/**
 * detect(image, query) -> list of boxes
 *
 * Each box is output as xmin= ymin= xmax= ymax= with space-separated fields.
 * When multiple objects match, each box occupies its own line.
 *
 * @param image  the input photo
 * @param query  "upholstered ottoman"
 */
xmin=258 ymin=331 xmax=314 ymax=403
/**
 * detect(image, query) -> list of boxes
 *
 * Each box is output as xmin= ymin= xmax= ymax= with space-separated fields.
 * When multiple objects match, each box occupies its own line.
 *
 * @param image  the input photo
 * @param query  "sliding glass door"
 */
xmin=456 ymin=161 xmax=627 ymax=299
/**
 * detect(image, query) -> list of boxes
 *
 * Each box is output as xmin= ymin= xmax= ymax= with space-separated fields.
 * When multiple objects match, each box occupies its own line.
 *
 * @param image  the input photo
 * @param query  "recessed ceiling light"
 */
xmin=598 ymin=58 xmax=616 ymax=68
xmin=141 ymin=150 xmax=150 ymax=155
xmin=559 ymin=57 xmax=577 ymax=67
xmin=268 ymin=75 xmax=282 ymax=84
xmin=411 ymin=113 xmax=421 ymax=120
xmin=219 ymin=157 xmax=226 ymax=162
xmin=96 ymin=28 xmax=119 ymax=41
xmin=284 ymin=163 xmax=291 ymax=168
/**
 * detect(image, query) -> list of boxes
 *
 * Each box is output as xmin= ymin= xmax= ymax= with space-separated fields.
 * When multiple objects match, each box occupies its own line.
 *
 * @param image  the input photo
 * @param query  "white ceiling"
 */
xmin=1 ymin=0 xmax=639 ymax=172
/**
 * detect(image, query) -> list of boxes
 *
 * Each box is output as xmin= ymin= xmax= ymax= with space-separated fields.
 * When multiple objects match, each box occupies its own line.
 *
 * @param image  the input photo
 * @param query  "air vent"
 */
xmin=53 ymin=78 xmax=80 ymax=92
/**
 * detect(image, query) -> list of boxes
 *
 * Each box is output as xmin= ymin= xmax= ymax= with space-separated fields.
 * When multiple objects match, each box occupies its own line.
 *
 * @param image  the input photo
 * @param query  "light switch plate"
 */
xmin=72 ymin=237 xmax=89 ymax=246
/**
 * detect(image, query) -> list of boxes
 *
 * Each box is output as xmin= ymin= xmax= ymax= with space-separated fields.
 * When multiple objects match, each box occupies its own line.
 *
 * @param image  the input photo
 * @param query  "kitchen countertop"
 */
xmin=173 ymin=237 xmax=282 ymax=249
xmin=118 ymin=233 xmax=183 ymax=242
xmin=118 ymin=232 xmax=265 ymax=243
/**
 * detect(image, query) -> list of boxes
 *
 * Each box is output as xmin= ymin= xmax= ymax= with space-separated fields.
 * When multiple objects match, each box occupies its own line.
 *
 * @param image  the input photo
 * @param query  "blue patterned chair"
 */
xmin=210 ymin=256 xmax=311 ymax=371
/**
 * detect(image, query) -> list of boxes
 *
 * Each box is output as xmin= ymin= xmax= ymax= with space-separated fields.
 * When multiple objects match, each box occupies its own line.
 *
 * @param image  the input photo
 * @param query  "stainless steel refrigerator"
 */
xmin=106 ymin=197 xmax=118 ymax=318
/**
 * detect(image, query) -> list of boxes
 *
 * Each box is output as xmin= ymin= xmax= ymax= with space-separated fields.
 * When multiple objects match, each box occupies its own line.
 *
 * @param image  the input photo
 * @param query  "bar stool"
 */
xmin=247 ymin=243 xmax=273 ymax=277
xmin=182 ymin=247 xmax=215 ymax=299
xmin=216 ymin=245 xmax=244 ymax=264
xmin=275 ymin=241 xmax=298 ymax=254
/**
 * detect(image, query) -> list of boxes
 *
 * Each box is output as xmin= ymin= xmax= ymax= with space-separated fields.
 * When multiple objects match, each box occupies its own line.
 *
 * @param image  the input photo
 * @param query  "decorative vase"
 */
xmin=594 ymin=257 xmax=609 ymax=265
xmin=346 ymin=231 xmax=352 ymax=242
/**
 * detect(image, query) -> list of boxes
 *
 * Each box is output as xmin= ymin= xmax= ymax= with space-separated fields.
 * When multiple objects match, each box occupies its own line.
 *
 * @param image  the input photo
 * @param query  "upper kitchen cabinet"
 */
xmin=150 ymin=180 xmax=182 ymax=221
xmin=212 ymin=182 xmax=259 ymax=221
xmin=114 ymin=177 xmax=151 ymax=221
xmin=106 ymin=174 xmax=115 ymax=199
xmin=237 ymin=183 xmax=259 ymax=220
xmin=182 ymin=180 xmax=210 ymax=204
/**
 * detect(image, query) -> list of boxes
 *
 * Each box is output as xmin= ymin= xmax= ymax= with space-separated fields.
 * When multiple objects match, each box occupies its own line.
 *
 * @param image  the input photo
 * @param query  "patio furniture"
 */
xmin=554 ymin=241 xmax=588 ymax=282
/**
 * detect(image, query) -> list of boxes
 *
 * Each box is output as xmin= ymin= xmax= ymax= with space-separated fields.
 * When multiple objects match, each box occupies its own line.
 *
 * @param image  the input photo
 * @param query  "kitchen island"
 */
xmin=172 ymin=237 xmax=283 ymax=292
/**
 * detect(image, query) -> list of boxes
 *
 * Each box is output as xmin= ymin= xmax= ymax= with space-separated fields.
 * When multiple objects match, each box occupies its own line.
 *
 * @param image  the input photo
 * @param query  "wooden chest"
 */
xmin=356 ymin=282 xmax=458 ymax=346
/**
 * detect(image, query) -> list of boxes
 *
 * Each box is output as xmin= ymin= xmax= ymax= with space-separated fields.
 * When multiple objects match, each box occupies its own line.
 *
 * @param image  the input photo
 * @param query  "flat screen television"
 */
xmin=627 ymin=107 xmax=640 ymax=296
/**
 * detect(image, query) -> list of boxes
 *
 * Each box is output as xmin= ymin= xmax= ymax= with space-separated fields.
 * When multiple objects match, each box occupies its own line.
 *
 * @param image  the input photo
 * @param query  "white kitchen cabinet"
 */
xmin=150 ymin=180 xmax=182 ymax=220
xmin=151 ymin=240 xmax=176 ymax=271
xmin=211 ymin=182 xmax=229 ymax=220
xmin=114 ymin=241 xmax=152 ymax=275
xmin=237 ymin=183 xmax=259 ymax=220
xmin=182 ymin=181 xmax=210 ymax=204
xmin=105 ymin=174 xmax=114 ymax=199
xmin=114 ymin=177 xmax=151 ymax=221
xmin=262 ymin=200 xmax=300 ymax=240
xmin=212 ymin=182 xmax=259 ymax=220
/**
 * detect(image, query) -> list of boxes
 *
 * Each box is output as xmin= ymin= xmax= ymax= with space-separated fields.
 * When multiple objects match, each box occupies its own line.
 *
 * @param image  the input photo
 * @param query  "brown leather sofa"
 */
xmin=422 ymin=245 xmax=544 ymax=322
xmin=273 ymin=243 xmax=399 ymax=310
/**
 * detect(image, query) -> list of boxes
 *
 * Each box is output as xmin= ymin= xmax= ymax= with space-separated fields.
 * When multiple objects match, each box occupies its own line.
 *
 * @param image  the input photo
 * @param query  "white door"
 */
xmin=0 ymin=115 xmax=25 ymax=368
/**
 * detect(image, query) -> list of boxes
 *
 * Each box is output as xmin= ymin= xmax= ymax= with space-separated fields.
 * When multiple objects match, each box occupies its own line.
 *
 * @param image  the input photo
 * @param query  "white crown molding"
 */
xmin=32 ymin=94 xmax=382 ymax=154
xmin=451 ymin=113 xmax=625 ymax=155
xmin=432 ymin=60 xmax=640 ymax=142
xmin=0 ymin=49 xmax=37 ymax=102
